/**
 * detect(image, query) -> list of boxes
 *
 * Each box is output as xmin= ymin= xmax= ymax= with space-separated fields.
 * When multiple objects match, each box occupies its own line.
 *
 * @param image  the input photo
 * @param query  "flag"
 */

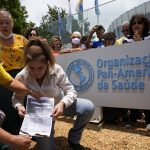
xmin=95 ymin=0 xmax=100 ymax=16
xmin=66 ymin=0 xmax=72 ymax=33
xmin=58 ymin=8 xmax=63 ymax=37
xmin=76 ymin=0 xmax=83 ymax=22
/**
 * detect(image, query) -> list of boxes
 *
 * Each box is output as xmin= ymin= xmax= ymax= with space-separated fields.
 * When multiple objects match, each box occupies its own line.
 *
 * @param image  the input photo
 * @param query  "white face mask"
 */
xmin=0 ymin=32 xmax=13 ymax=40
xmin=72 ymin=38 xmax=80 ymax=45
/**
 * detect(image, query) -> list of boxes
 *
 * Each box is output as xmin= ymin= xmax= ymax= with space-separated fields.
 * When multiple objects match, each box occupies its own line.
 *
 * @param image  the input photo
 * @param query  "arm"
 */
xmin=86 ymin=27 xmax=97 ymax=48
xmin=0 ymin=128 xmax=31 ymax=150
xmin=0 ymin=65 xmax=41 ymax=99
xmin=11 ymin=72 xmax=41 ymax=115
xmin=51 ymin=65 xmax=77 ymax=117
xmin=69 ymin=47 xmax=83 ymax=53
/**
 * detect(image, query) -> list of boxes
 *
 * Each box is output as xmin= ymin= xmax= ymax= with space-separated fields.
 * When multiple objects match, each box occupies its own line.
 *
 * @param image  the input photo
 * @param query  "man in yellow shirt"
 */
xmin=0 ymin=64 xmax=41 ymax=150
xmin=115 ymin=21 xmax=129 ymax=45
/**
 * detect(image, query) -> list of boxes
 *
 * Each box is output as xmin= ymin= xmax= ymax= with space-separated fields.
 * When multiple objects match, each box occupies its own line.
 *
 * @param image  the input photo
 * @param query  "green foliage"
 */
xmin=38 ymin=5 xmax=83 ymax=44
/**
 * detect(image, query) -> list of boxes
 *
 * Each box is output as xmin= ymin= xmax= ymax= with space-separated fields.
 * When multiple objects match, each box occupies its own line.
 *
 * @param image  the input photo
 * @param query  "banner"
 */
xmin=56 ymin=40 xmax=150 ymax=109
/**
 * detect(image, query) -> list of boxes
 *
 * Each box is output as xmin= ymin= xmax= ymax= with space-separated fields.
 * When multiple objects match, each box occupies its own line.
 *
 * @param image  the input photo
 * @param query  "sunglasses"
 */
xmin=132 ymin=21 xmax=143 ymax=25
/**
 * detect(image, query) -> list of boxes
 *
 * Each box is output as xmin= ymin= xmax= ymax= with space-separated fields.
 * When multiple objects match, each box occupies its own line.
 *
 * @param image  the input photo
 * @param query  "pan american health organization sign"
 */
xmin=56 ymin=40 xmax=150 ymax=110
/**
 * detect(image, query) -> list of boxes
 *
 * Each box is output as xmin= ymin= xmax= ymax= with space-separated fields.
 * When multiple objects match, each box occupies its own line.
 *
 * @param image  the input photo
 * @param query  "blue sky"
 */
xmin=20 ymin=0 xmax=149 ymax=30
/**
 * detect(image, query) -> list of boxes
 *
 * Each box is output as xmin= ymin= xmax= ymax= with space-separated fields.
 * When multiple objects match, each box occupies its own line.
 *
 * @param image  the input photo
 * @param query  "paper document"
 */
xmin=20 ymin=95 xmax=54 ymax=137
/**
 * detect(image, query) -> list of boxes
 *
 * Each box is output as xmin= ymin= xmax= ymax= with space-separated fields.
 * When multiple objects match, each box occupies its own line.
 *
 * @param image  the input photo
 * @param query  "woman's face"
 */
xmin=28 ymin=30 xmax=37 ymax=39
xmin=53 ymin=38 xmax=61 ymax=48
xmin=0 ymin=13 xmax=13 ymax=36
xmin=132 ymin=19 xmax=144 ymax=35
xmin=28 ymin=59 xmax=48 ymax=79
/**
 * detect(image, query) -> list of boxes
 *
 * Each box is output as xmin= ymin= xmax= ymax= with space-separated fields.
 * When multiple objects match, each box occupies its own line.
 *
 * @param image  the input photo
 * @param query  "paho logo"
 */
xmin=66 ymin=59 xmax=94 ymax=91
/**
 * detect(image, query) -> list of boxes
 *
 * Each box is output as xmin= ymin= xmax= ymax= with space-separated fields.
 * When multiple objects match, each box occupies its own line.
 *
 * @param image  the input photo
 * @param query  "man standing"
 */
xmin=86 ymin=25 xmax=105 ymax=48
xmin=115 ymin=21 xmax=129 ymax=45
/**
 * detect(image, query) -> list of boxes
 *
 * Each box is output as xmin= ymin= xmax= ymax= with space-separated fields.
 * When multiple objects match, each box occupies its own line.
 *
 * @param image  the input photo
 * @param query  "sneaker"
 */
xmin=124 ymin=121 xmax=136 ymax=129
xmin=68 ymin=140 xmax=85 ymax=150
xmin=146 ymin=124 xmax=150 ymax=130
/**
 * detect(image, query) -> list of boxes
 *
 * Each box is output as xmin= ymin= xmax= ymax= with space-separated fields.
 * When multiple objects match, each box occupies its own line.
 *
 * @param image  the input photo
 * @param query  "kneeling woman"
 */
xmin=12 ymin=38 xmax=94 ymax=150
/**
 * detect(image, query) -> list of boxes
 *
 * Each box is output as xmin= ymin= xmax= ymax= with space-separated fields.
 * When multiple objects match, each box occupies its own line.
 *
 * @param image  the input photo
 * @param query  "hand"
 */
xmin=60 ymin=49 xmax=70 ymax=54
xmin=29 ymin=90 xmax=43 ymax=100
xmin=133 ymin=31 xmax=141 ymax=41
xmin=51 ymin=101 xmax=65 ymax=117
xmin=17 ymin=105 xmax=26 ymax=118
xmin=10 ymin=135 xmax=32 ymax=150
xmin=90 ymin=25 xmax=98 ymax=34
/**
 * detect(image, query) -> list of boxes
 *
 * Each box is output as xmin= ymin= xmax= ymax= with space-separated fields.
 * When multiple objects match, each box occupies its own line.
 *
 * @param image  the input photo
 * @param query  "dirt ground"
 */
xmin=54 ymin=117 xmax=150 ymax=150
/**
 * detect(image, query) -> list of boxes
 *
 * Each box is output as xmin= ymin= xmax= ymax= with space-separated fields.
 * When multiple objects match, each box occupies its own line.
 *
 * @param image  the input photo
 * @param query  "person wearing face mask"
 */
xmin=0 ymin=9 xmax=28 ymax=135
xmin=60 ymin=31 xmax=86 ymax=54
xmin=69 ymin=31 xmax=86 ymax=52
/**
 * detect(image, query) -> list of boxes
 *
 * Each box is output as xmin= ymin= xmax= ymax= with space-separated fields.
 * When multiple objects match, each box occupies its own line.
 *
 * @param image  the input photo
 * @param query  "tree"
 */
xmin=38 ymin=5 xmax=82 ymax=44
xmin=0 ymin=0 xmax=34 ymax=34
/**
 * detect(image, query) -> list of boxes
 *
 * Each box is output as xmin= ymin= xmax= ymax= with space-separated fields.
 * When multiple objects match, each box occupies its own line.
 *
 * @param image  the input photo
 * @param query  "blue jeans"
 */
xmin=34 ymin=98 xmax=94 ymax=150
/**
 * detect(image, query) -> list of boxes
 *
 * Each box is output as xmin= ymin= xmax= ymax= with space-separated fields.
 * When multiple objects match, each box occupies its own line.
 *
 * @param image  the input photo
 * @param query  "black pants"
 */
xmin=0 ymin=69 xmax=22 ymax=134
xmin=130 ymin=109 xmax=150 ymax=125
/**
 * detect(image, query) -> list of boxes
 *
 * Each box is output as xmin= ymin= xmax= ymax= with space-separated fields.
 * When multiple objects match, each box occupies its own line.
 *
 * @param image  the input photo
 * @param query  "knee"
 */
xmin=81 ymin=100 xmax=95 ymax=116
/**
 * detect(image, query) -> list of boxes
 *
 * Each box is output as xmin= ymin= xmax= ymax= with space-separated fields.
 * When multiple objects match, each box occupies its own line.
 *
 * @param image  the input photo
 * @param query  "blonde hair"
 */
xmin=71 ymin=31 xmax=82 ymax=38
xmin=0 ymin=9 xmax=13 ymax=26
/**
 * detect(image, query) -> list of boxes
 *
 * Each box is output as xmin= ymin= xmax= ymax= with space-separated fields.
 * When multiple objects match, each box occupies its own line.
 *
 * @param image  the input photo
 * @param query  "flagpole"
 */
xmin=82 ymin=21 xmax=84 ymax=35
xmin=97 ymin=15 xmax=99 ymax=25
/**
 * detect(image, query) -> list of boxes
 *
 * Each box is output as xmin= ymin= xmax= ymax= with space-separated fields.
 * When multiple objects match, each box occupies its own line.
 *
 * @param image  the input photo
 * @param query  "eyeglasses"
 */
xmin=132 ymin=21 xmax=143 ymax=25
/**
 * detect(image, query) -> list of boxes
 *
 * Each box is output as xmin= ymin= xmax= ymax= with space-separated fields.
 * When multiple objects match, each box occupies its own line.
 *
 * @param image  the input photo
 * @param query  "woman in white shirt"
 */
xmin=12 ymin=37 xmax=94 ymax=150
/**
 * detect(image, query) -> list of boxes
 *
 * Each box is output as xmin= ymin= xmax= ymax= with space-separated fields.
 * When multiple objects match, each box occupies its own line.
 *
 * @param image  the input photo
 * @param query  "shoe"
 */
xmin=146 ymin=124 xmax=150 ymax=130
xmin=124 ymin=121 xmax=136 ymax=129
xmin=68 ymin=140 xmax=85 ymax=150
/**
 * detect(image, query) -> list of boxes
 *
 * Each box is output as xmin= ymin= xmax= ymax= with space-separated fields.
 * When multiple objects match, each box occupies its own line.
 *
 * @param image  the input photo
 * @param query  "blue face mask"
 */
xmin=71 ymin=38 xmax=80 ymax=45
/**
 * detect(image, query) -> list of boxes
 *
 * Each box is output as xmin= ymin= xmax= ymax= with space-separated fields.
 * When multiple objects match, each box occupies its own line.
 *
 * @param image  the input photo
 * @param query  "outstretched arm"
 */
xmin=0 ymin=128 xmax=31 ymax=150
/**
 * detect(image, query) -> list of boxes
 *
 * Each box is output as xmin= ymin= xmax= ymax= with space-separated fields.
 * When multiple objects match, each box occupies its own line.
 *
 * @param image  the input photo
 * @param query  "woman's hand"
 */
xmin=51 ymin=101 xmax=65 ymax=117
xmin=133 ymin=31 xmax=141 ymax=41
xmin=28 ymin=89 xmax=43 ymax=100
xmin=17 ymin=105 xmax=26 ymax=118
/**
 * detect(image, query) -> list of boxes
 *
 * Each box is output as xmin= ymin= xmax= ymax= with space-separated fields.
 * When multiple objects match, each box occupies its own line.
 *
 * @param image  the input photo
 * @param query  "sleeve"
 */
xmin=11 ymin=73 xmax=26 ymax=109
xmin=56 ymin=65 xmax=77 ymax=108
xmin=0 ymin=64 xmax=12 ymax=85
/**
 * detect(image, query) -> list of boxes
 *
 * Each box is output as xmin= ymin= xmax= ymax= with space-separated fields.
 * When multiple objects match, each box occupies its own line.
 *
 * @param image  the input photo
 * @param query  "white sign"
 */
xmin=56 ymin=40 xmax=150 ymax=109
xmin=20 ymin=96 xmax=54 ymax=137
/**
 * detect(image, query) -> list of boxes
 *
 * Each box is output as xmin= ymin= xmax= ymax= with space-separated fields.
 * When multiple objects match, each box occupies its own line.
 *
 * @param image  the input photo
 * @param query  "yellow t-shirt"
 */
xmin=0 ymin=34 xmax=28 ymax=71
xmin=0 ymin=64 xmax=12 ymax=85
xmin=115 ymin=36 xmax=125 ymax=45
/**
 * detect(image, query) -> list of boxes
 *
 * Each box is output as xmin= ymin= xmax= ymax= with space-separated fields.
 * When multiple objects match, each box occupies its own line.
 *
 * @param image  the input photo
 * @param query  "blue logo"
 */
xmin=66 ymin=59 xmax=95 ymax=91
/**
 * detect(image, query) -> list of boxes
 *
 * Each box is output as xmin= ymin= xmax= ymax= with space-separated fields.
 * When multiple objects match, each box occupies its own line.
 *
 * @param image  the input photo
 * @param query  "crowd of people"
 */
xmin=0 ymin=7 xmax=150 ymax=150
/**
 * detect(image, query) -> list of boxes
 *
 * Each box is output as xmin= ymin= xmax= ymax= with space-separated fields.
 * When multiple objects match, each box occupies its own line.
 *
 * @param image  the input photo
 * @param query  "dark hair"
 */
xmin=24 ymin=28 xmax=39 ymax=40
xmin=95 ymin=25 xmax=105 ymax=31
xmin=129 ymin=14 xmax=150 ymax=38
xmin=103 ymin=32 xmax=116 ymax=45
xmin=50 ymin=36 xmax=62 ymax=50
xmin=24 ymin=37 xmax=55 ymax=67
